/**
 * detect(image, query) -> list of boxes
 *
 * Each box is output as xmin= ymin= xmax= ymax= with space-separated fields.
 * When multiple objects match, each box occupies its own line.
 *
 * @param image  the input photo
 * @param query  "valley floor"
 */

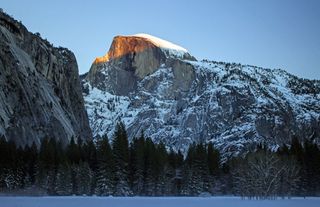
xmin=0 ymin=196 xmax=319 ymax=207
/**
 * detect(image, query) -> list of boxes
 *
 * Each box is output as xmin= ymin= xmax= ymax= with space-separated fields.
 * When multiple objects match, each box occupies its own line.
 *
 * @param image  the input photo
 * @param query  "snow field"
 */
xmin=1 ymin=196 xmax=320 ymax=207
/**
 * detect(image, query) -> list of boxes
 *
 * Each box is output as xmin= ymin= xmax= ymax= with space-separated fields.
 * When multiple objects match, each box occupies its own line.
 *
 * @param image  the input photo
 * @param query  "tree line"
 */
xmin=0 ymin=123 xmax=320 ymax=198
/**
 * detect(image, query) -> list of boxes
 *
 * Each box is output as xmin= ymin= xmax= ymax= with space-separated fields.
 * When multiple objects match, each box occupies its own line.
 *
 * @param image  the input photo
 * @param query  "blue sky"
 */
xmin=1 ymin=0 xmax=320 ymax=79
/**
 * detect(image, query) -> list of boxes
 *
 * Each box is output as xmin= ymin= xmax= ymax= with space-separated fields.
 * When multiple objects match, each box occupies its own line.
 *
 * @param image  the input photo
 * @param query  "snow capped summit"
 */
xmin=132 ymin=33 xmax=189 ymax=58
xmin=93 ymin=34 xmax=195 ymax=65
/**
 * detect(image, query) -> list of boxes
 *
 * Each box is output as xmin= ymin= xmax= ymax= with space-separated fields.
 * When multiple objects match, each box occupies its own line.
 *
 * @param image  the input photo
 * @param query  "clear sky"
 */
xmin=1 ymin=0 xmax=320 ymax=79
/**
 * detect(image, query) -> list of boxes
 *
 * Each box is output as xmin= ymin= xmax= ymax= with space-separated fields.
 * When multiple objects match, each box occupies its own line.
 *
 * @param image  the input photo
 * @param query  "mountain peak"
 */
xmin=93 ymin=34 xmax=194 ymax=64
xmin=132 ymin=33 xmax=188 ymax=54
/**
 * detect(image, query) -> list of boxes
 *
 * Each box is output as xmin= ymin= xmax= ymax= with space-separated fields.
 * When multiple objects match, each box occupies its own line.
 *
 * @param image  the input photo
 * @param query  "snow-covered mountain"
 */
xmin=81 ymin=34 xmax=320 ymax=157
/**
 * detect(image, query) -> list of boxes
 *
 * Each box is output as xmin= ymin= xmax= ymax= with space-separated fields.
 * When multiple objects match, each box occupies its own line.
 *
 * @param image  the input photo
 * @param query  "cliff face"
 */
xmin=82 ymin=34 xmax=320 ymax=158
xmin=0 ymin=11 xmax=92 ymax=146
xmin=85 ymin=34 xmax=195 ymax=96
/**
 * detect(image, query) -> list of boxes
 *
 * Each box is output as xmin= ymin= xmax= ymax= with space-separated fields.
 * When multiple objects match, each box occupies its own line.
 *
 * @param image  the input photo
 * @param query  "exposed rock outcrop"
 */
xmin=86 ymin=34 xmax=195 ymax=96
xmin=0 ymin=11 xmax=92 ymax=146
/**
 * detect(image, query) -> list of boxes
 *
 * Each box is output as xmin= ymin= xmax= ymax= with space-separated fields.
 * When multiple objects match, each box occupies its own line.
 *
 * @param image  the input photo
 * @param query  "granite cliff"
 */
xmin=0 ymin=11 xmax=92 ymax=146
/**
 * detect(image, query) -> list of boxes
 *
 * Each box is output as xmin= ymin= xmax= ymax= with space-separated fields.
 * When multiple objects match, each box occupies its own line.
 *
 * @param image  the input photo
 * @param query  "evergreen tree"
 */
xmin=154 ymin=142 xmax=171 ymax=196
xmin=303 ymin=139 xmax=320 ymax=195
xmin=82 ymin=140 xmax=98 ymax=171
xmin=182 ymin=143 xmax=209 ymax=195
xmin=142 ymin=137 xmax=156 ymax=195
xmin=82 ymin=140 xmax=97 ymax=194
xmin=129 ymin=134 xmax=145 ymax=195
xmin=182 ymin=143 xmax=195 ymax=195
xmin=95 ymin=134 xmax=115 ymax=196
xmin=289 ymin=136 xmax=307 ymax=195
xmin=112 ymin=122 xmax=132 ymax=196
xmin=55 ymin=164 xmax=72 ymax=195
xmin=66 ymin=137 xmax=81 ymax=164
xmin=207 ymin=143 xmax=221 ymax=194
xmin=75 ymin=161 xmax=93 ymax=195
xmin=164 ymin=149 xmax=183 ymax=195
xmin=21 ymin=142 xmax=38 ymax=188
xmin=37 ymin=137 xmax=59 ymax=194
xmin=207 ymin=143 xmax=220 ymax=177
xmin=0 ymin=138 xmax=13 ymax=189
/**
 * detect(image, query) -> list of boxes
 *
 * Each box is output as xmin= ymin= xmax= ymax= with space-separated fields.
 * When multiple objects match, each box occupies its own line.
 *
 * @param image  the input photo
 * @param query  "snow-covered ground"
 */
xmin=1 ymin=196 xmax=319 ymax=207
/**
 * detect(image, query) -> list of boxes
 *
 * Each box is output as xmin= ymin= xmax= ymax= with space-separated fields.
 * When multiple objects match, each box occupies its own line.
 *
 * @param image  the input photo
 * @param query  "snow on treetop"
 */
xmin=132 ymin=33 xmax=189 ymax=58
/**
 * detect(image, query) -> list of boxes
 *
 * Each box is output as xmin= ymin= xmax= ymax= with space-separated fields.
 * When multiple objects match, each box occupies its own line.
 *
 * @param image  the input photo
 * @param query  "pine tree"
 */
xmin=21 ymin=142 xmax=38 ymax=188
xmin=164 ymin=149 xmax=183 ymax=195
xmin=82 ymin=140 xmax=98 ymax=171
xmin=95 ymin=134 xmax=115 ymax=196
xmin=75 ymin=161 xmax=93 ymax=195
xmin=289 ymin=136 xmax=306 ymax=196
xmin=82 ymin=140 xmax=97 ymax=194
xmin=55 ymin=164 xmax=72 ymax=195
xmin=207 ymin=143 xmax=221 ymax=194
xmin=181 ymin=143 xmax=193 ymax=195
xmin=37 ymin=137 xmax=59 ymax=194
xmin=0 ymin=138 xmax=14 ymax=189
xmin=129 ymin=135 xmax=145 ymax=195
xmin=112 ymin=122 xmax=132 ymax=196
xmin=142 ymin=137 xmax=156 ymax=195
xmin=27 ymin=142 xmax=38 ymax=185
xmin=303 ymin=139 xmax=320 ymax=195
xmin=154 ymin=142 xmax=171 ymax=196
xmin=0 ymin=140 xmax=24 ymax=190
xmin=66 ymin=137 xmax=81 ymax=164
xmin=207 ymin=143 xmax=220 ymax=177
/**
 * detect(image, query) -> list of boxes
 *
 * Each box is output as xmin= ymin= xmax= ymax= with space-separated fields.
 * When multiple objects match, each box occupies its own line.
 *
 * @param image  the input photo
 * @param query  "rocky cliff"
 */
xmin=82 ymin=34 xmax=320 ymax=158
xmin=0 ymin=11 xmax=92 ymax=146
xmin=85 ymin=34 xmax=195 ymax=96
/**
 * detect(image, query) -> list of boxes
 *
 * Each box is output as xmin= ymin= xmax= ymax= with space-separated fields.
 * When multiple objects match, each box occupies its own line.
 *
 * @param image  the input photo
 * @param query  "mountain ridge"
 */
xmin=82 ymin=34 xmax=320 ymax=157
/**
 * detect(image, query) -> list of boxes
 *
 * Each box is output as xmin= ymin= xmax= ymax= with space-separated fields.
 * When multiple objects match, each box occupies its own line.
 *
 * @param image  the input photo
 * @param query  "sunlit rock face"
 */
xmin=86 ymin=34 xmax=195 ymax=96
xmin=82 ymin=34 xmax=320 ymax=158
xmin=0 ymin=11 xmax=92 ymax=146
xmin=96 ymin=35 xmax=166 ymax=79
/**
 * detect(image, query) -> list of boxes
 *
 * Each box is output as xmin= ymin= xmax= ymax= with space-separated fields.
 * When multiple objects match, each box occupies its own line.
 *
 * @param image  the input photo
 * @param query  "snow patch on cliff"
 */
xmin=133 ymin=33 xmax=188 ymax=58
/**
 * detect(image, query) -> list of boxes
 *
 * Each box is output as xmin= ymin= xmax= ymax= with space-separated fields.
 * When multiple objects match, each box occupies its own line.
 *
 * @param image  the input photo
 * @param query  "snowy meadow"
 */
xmin=1 ymin=196 xmax=320 ymax=207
